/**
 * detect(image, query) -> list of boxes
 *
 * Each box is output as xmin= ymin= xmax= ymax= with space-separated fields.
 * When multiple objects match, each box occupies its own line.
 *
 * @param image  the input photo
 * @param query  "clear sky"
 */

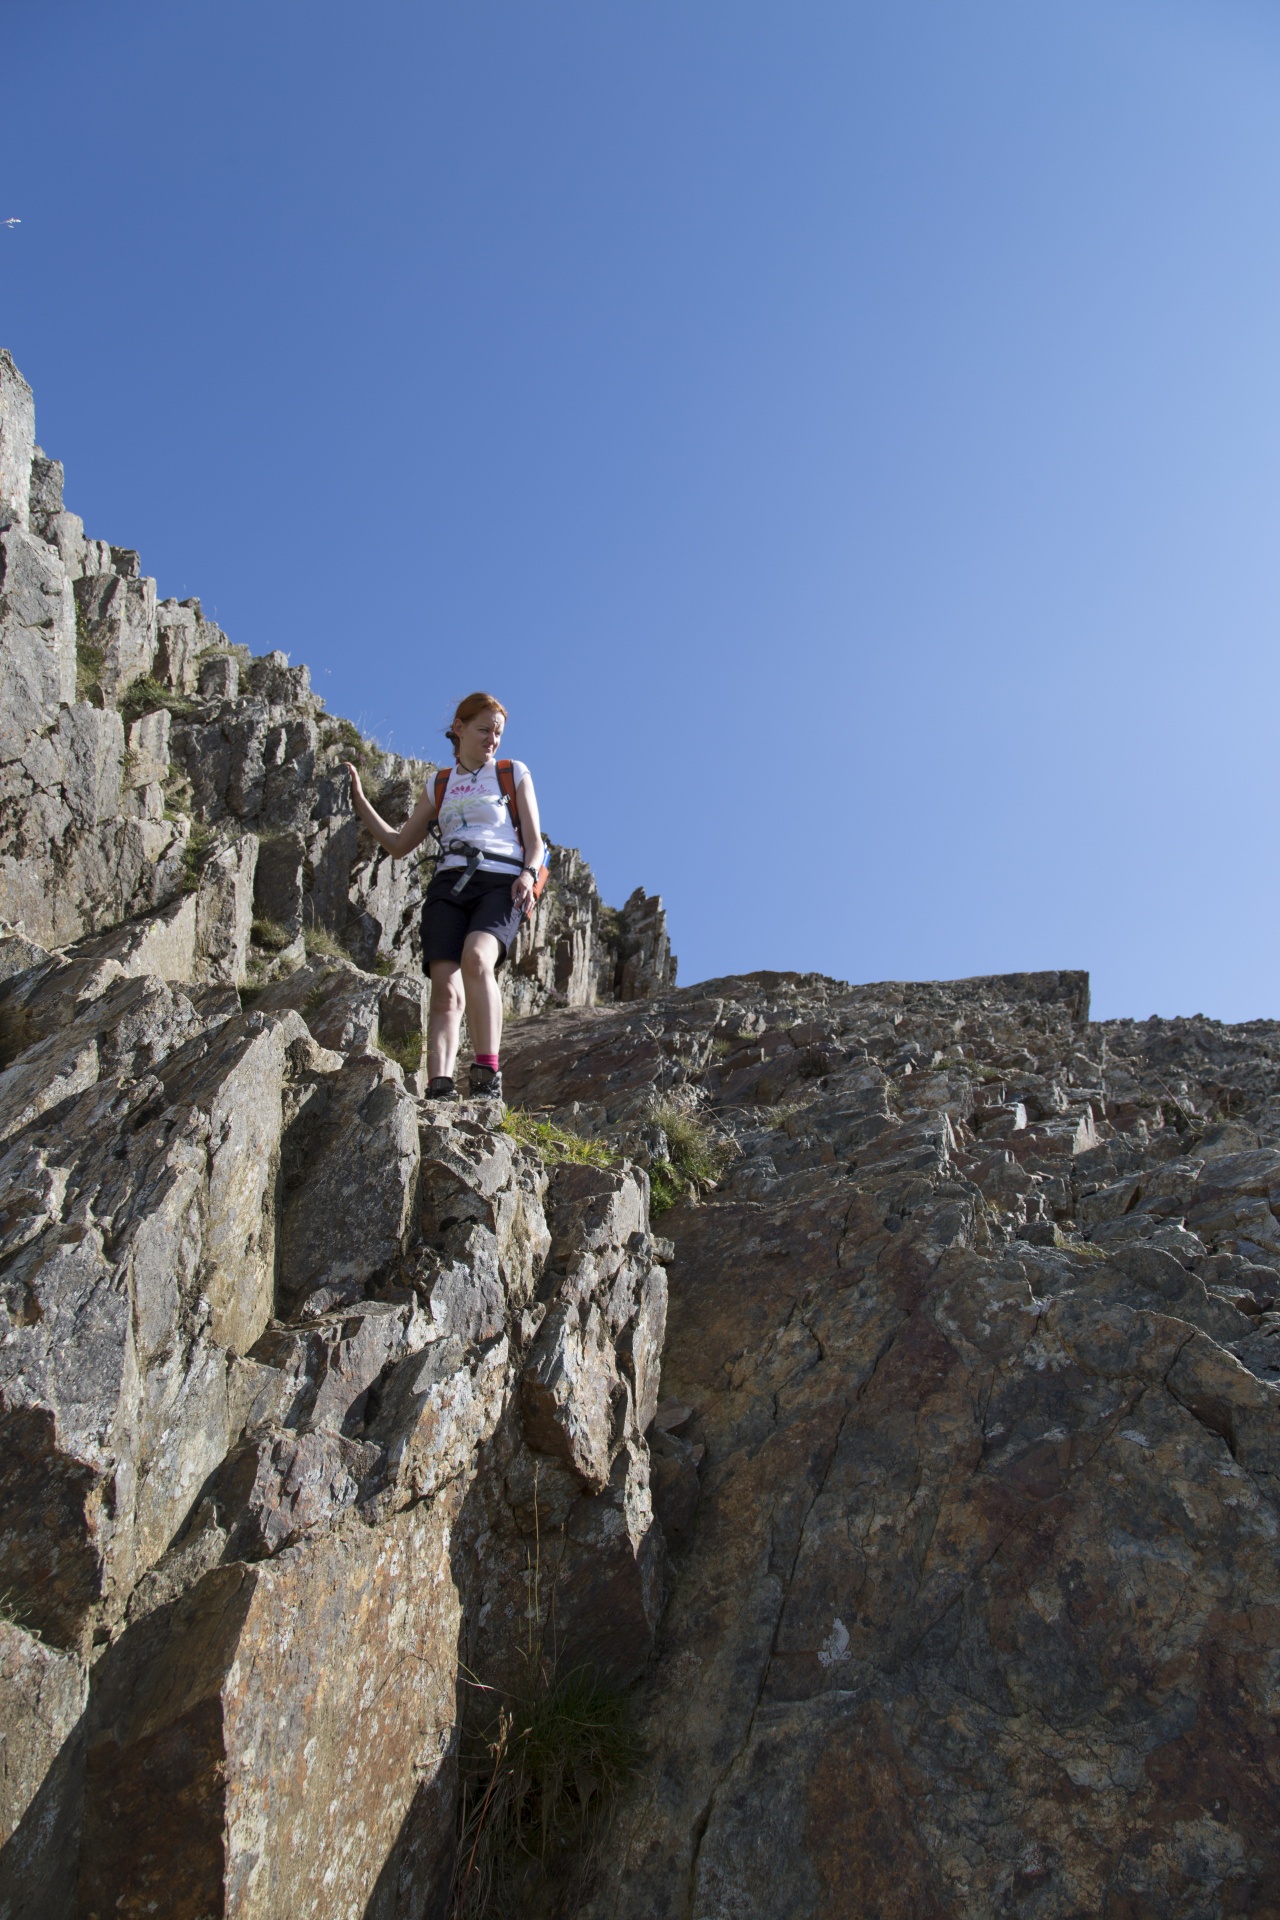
xmin=4 ymin=1 xmax=1279 ymax=1019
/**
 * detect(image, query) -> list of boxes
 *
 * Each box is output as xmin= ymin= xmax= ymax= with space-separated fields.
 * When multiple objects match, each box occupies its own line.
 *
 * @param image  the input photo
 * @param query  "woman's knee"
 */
xmin=429 ymin=970 xmax=463 ymax=1014
xmin=461 ymin=942 xmax=497 ymax=982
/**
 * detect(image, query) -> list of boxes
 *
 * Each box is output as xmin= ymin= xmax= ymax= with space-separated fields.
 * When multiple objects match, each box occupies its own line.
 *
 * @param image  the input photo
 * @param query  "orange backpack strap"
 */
xmin=496 ymin=759 xmax=550 ymax=899
xmin=495 ymin=759 xmax=522 ymax=840
xmin=433 ymin=766 xmax=450 ymax=816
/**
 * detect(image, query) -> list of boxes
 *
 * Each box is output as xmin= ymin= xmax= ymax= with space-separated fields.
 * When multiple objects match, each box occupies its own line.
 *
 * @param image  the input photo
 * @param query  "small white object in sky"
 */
xmin=2 ymin=219 xmax=20 ymax=228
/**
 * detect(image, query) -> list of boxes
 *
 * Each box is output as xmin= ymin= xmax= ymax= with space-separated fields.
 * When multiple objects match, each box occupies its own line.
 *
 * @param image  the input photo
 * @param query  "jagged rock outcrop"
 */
xmin=0 ymin=350 xmax=674 ymax=1918
xmin=503 ymin=971 xmax=1280 ymax=1918
xmin=0 ymin=346 xmax=675 ymax=1013
xmin=0 ymin=960 xmax=669 ymax=1915
xmin=8 ymin=343 xmax=1280 ymax=1920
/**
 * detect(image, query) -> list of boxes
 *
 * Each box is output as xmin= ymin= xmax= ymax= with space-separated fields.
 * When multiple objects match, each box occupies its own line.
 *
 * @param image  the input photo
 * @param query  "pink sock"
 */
xmin=475 ymin=1052 xmax=500 ymax=1072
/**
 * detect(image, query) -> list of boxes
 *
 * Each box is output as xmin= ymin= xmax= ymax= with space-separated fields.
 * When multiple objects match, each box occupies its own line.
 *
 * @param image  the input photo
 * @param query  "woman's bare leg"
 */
xmin=427 ymin=959 xmax=465 ymax=1077
xmin=460 ymin=931 xmax=503 ymax=1058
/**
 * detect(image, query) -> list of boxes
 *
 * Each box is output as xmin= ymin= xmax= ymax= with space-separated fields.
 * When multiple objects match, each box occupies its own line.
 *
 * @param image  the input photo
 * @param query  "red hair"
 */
xmin=445 ymin=691 xmax=507 ymax=755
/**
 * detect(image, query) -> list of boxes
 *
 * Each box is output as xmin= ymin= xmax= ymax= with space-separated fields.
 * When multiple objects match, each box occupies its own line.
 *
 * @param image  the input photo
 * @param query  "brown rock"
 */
xmin=499 ymin=970 xmax=1280 ymax=1919
xmin=0 ymin=1620 xmax=87 ymax=1917
xmin=77 ymin=1499 xmax=463 ymax=1920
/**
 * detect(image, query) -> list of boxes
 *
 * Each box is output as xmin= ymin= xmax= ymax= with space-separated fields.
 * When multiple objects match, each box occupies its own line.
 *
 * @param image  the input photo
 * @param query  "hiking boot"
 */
xmin=468 ymin=1063 xmax=503 ymax=1101
xmin=424 ymin=1075 xmax=459 ymax=1100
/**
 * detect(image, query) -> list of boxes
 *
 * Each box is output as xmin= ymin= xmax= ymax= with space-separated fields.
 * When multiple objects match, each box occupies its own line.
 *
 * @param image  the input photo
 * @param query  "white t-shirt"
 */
xmin=435 ymin=759 xmax=531 ymax=872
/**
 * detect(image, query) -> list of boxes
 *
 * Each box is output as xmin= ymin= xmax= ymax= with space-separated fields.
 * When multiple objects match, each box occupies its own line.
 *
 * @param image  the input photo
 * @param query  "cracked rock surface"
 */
xmin=503 ymin=968 xmax=1280 ymax=1920
xmin=0 ymin=345 xmax=675 ymax=1015
xmin=7 ymin=346 xmax=1280 ymax=1919
xmin=0 ymin=349 xmax=673 ymax=1918
xmin=0 ymin=947 xmax=669 ymax=1916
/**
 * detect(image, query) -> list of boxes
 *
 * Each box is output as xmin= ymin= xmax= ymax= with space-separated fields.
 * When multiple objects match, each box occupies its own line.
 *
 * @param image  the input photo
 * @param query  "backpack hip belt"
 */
xmin=443 ymin=839 xmax=524 ymax=895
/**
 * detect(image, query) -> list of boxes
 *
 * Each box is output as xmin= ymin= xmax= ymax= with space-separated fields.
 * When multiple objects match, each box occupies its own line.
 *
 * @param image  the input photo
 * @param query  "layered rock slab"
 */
xmin=503 ymin=969 xmax=1280 ymax=1920
xmin=78 ymin=1501 xmax=462 ymax=1920
xmin=0 ymin=925 xmax=668 ymax=1914
xmin=0 ymin=344 xmax=684 ymax=1916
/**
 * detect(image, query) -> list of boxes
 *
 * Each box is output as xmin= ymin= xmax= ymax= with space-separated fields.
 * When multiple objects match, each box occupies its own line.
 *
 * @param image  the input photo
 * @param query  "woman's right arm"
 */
xmin=343 ymin=763 xmax=437 ymax=859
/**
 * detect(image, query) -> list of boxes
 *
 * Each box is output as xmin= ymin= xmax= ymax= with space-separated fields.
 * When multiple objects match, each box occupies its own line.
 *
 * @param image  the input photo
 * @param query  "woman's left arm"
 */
xmin=512 ymin=773 xmax=545 ymax=911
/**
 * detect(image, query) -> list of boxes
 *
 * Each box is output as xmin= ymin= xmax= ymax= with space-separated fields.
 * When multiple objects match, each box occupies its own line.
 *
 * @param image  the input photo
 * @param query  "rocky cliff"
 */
xmin=0 ymin=350 xmax=674 ymax=1918
xmin=5 ymin=346 xmax=1280 ymax=1920
xmin=0 ymin=348 xmax=674 ymax=1015
xmin=501 ymin=972 xmax=1280 ymax=1918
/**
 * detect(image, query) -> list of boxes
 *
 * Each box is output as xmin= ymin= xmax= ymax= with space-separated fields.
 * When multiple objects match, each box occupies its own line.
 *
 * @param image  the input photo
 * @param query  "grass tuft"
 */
xmin=251 ymin=917 xmax=294 ymax=953
xmin=119 ymin=676 xmax=198 ymax=726
xmin=75 ymin=637 xmax=105 ymax=706
xmin=303 ymin=925 xmax=349 ymax=961
xmin=320 ymin=716 xmax=380 ymax=775
xmin=646 ymin=1104 xmax=736 ymax=1212
xmin=380 ymin=1030 xmax=424 ymax=1074
xmin=501 ymin=1109 xmax=618 ymax=1169
xmin=452 ymin=1663 xmax=639 ymax=1918
xmin=179 ymin=823 xmax=217 ymax=894
xmin=648 ymin=1164 xmax=685 ymax=1215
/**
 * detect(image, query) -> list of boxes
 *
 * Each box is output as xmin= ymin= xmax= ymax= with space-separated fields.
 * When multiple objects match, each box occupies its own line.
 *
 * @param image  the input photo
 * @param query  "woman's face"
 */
xmin=456 ymin=707 xmax=504 ymax=764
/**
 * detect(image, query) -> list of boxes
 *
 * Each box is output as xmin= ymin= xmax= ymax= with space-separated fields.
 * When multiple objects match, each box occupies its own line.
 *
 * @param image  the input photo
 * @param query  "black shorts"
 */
xmin=421 ymin=866 xmax=524 ymax=967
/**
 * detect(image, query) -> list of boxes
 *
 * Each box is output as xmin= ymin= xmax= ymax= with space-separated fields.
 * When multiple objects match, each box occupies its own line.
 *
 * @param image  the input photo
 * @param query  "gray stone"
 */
xmin=52 ymin=701 xmax=124 ymax=829
xmin=40 ymin=508 xmax=87 ymax=579
xmin=0 ymin=350 xmax=34 ymax=533
xmin=72 ymin=571 xmax=156 ymax=702
xmin=279 ymin=1052 xmax=420 ymax=1312
xmin=195 ymin=1424 xmax=384 ymax=1559
xmin=251 ymin=1297 xmax=428 ymax=1434
xmin=0 ymin=348 xmax=686 ymax=1914
xmin=193 ymin=832 xmax=258 ymax=984
xmin=124 ymin=707 xmax=169 ymax=789
xmin=616 ymin=884 xmax=678 ymax=999
xmin=256 ymin=958 xmax=382 ymax=1052
xmin=522 ymin=1298 xmax=624 ymax=1492
xmin=153 ymin=599 xmax=202 ymax=693
xmin=0 ymin=1621 xmax=87 ymax=1918
xmin=0 ymin=928 xmax=49 ymax=984
xmin=198 ymin=650 xmax=239 ymax=700
xmin=160 ymin=1007 xmax=306 ymax=1353
xmin=27 ymin=446 xmax=64 ymax=530
xmin=0 ymin=528 xmax=76 ymax=760
xmin=252 ymin=829 xmax=306 ymax=938
xmin=243 ymin=649 xmax=310 ymax=707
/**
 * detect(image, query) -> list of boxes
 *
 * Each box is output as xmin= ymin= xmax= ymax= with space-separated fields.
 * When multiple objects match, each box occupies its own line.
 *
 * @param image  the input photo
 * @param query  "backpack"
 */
xmin=433 ymin=759 xmax=551 ymax=903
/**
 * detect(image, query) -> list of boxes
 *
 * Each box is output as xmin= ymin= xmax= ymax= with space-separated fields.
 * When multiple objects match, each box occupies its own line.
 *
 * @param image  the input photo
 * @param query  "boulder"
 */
xmin=77 ymin=1499 xmax=464 ymax=1920
xmin=278 ymin=1051 xmax=420 ymax=1312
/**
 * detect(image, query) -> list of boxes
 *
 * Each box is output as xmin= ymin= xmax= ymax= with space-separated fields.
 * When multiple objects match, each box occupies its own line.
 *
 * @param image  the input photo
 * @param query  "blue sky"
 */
xmin=4 ymin=1 xmax=1280 ymax=1019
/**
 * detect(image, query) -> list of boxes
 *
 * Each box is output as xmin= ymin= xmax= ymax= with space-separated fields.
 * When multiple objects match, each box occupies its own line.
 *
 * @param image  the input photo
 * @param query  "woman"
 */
xmin=343 ymin=691 xmax=543 ymax=1101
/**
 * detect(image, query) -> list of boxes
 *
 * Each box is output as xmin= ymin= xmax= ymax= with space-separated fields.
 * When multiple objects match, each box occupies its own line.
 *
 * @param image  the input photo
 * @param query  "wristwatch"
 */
xmin=521 ymin=866 xmax=537 ymax=878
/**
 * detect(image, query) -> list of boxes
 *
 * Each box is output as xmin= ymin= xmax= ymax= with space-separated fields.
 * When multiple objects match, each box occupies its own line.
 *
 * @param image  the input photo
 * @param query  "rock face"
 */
xmin=0 ymin=349 xmax=675 ymax=1008
xmin=502 ymin=971 xmax=1280 ymax=1919
xmin=7 ymin=344 xmax=1280 ymax=1920
xmin=0 ymin=353 xmax=673 ymax=1917
xmin=0 ymin=962 xmax=669 ymax=1915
